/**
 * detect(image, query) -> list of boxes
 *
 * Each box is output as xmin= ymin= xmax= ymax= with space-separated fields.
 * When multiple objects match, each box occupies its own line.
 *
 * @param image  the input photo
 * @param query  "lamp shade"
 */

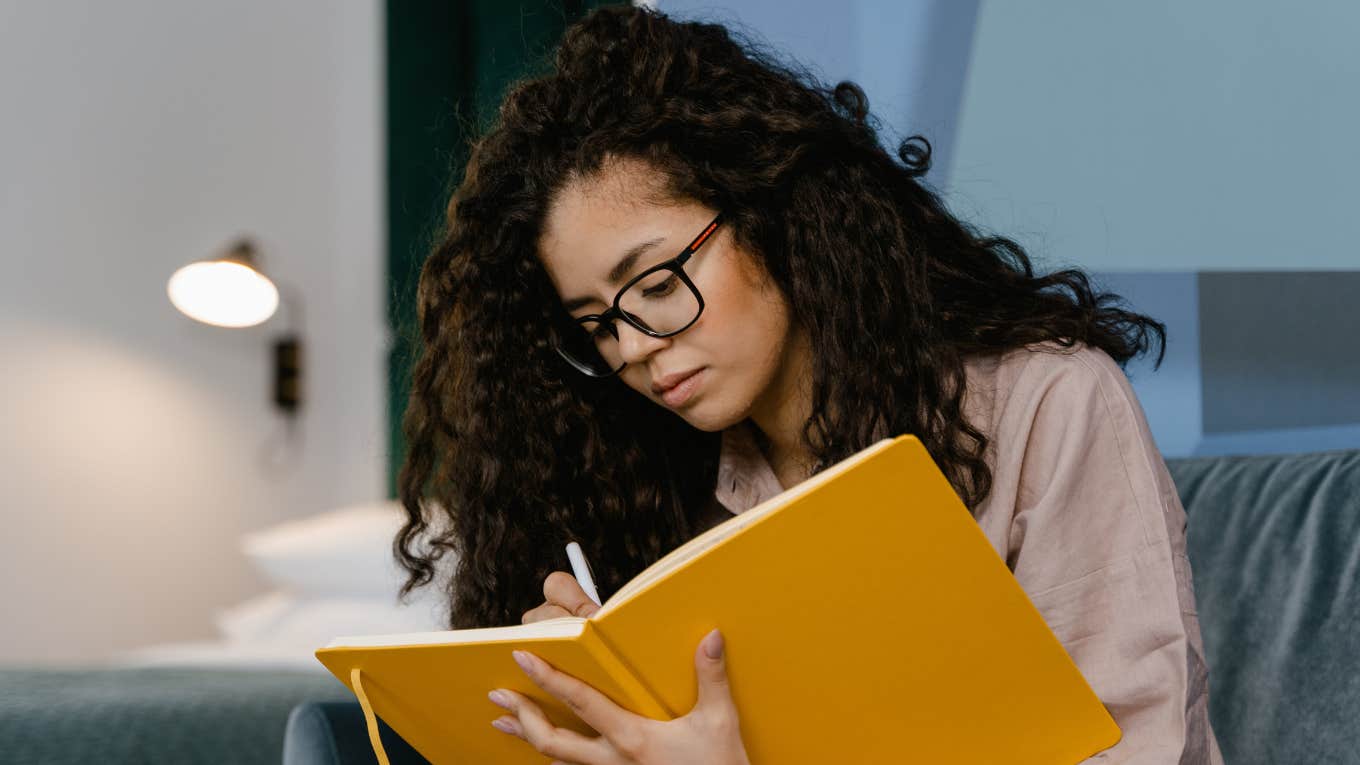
xmin=167 ymin=239 xmax=279 ymax=328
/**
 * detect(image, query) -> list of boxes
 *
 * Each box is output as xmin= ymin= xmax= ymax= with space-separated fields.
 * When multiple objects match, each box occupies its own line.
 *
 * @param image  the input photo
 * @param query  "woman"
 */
xmin=393 ymin=5 xmax=1223 ymax=763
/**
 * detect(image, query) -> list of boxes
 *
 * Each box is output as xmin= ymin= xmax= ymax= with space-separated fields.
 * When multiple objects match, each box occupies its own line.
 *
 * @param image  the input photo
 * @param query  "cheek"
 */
xmin=679 ymin=275 xmax=791 ymax=421
xmin=699 ymin=266 xmax=789 ymax=361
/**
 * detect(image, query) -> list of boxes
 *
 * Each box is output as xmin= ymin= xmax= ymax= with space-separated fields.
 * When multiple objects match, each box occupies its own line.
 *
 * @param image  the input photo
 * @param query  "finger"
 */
xmin=522 ymin=602 xmax=573 ymax=624
xmin=544 ymin=571 xmax=601 ymax=617
xmin=496 ymin=687 xmax=614 ymax=764
xmin=693 ymin=628 xmax=738 ymax=714
xmin=513 ymin=649 xmax=640 ymax=744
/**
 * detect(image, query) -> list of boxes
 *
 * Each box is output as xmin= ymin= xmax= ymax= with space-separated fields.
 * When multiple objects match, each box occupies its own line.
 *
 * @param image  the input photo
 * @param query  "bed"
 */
xmin=0 ymin=502 xmax=449 ymax=765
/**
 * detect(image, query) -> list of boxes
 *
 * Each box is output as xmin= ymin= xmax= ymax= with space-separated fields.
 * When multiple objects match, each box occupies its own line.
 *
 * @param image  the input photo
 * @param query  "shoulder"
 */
xmin=960 ymin=340 xmax=1145 ymax=462
xmin=962 ymin=339 xmax=1131 ymax=415
xmin=964 ymin=339 xmax=1176 ymax=551
xmin=962 ymin=338 xmax=1157 ymax=470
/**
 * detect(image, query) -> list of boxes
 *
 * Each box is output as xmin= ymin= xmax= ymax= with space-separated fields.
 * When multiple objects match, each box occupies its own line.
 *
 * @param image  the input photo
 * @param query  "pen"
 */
xmin=565 ymin=540 xmax=603 ymax=608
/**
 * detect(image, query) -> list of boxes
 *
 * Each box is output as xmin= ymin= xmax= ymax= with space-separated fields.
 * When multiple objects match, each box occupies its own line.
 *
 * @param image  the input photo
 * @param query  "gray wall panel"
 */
xmin=1199 ymin=272 xmax=1360 ymax=433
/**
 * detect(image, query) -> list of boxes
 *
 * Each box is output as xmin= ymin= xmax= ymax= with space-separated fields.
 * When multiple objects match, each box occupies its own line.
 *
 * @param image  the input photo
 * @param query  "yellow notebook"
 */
xmin=315 ymin=435 xmax=1121 ymax=764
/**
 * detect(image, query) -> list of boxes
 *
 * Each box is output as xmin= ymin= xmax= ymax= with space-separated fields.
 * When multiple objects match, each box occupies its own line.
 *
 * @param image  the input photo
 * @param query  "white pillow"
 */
xmin=120 ymin=591 xmax=451 ymax=671
xmin=262 ymin=595 xmax=449 ymax=646
xmin=213 ymin=591 xmax=448 ymax=647
xmin=241 ymin=500 xmax=450 ymax=599
xmin=213 ymin=589 xmax=296 ymax=643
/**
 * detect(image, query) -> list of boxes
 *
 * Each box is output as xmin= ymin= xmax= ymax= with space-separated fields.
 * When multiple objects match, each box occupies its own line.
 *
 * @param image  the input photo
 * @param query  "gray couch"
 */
xmin=0 ymin=666 xmax=352 ymax=765
xmin=283 ymin=448 xmax=1360 ymax=765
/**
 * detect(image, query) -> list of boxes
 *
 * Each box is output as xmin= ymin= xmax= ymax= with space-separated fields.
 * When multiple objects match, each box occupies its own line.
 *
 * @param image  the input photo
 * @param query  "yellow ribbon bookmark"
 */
xmin=350 ymin=667 xmax=392 ymax=765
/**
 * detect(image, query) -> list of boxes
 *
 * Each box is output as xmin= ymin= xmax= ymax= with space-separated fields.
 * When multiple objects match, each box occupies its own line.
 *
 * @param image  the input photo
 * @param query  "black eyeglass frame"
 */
xmin=553 ymin=211 xmax=726 ymax=378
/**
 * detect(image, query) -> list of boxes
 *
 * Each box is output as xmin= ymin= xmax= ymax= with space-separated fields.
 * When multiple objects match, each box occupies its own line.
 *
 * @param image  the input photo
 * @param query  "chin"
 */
xmin=679 ymin=413 xmax=727 ymax=433
xmin=673 ymin=399 xmax=749 ymax=434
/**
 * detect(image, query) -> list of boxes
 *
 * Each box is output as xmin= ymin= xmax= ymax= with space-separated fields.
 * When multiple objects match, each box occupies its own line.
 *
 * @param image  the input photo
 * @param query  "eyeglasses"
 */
xmin=553 ymin=212 xmax=724 ymax=378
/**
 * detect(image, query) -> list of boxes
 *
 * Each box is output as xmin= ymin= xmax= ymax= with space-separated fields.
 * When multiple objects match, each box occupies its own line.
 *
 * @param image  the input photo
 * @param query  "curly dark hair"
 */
xmin=392 ymin=5 xmax=1166 ymax=629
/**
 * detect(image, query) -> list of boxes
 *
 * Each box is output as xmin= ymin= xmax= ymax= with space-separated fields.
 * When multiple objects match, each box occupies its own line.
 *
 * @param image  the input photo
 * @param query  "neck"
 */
xmin=746 ymin=325 xmax=817 ymax=484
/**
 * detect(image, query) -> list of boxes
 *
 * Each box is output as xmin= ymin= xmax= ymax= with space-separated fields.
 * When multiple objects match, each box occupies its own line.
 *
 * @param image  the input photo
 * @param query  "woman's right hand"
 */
xmin=521 ymin=571 xmax=602 ymax=624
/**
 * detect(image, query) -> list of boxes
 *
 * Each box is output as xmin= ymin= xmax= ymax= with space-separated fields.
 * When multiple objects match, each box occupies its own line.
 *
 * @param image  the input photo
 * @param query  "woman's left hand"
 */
xmin=487 ymin=628 xmax=751 ymax=765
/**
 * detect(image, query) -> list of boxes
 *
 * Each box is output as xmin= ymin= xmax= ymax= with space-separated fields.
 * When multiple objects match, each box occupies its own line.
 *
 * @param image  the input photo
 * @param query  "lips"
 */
xmin=651 ymin=368 xmax=703 ymax=395
xmin=659 ymin=368 xmax=705 ymax=408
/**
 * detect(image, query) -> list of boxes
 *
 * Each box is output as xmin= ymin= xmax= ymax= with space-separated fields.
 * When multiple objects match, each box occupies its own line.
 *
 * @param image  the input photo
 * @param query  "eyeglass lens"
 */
xmin=558 ymin=268 xmax=701 ymax=375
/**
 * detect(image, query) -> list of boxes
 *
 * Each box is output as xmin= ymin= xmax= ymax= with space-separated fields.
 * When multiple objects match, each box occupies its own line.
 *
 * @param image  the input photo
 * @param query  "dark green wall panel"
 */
xmin=385 ymin=1 xmax=622 ymax=497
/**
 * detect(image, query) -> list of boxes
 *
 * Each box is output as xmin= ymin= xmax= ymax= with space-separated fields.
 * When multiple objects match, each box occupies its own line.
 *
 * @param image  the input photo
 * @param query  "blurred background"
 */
xmin=2 ymin=0 xmax=1355 ymax=689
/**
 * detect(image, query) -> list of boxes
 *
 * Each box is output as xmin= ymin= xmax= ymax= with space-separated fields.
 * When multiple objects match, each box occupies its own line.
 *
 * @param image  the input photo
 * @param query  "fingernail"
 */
xmin=488 ymin=689 xmax=511 ymax=710
xmin=491 ymin=716 xmax=521 ymax=735
xmin=704 ymin=628 xmax=724 ymax=659
xmin=512 ymin=650 xmax=535 ymax=675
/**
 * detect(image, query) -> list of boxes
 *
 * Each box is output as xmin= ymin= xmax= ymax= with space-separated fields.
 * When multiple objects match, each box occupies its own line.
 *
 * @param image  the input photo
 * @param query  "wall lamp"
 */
xmin=167 ymin=237 xmax=305 ymax=419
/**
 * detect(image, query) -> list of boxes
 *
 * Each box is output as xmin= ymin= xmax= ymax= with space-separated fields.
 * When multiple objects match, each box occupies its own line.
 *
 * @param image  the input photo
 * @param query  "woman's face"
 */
xmin=537 ymin=157 xmax=806 ymax=433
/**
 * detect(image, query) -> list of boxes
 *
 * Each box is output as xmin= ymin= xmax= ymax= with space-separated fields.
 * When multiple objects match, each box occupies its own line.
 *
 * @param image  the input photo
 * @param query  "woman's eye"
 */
xmin=642 ymin=275 xmax=678 ymax=297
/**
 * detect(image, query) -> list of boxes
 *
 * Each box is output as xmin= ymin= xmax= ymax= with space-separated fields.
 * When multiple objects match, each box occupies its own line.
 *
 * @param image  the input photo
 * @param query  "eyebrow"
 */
xmin=561 ymin=236 xmax=667 ymax=313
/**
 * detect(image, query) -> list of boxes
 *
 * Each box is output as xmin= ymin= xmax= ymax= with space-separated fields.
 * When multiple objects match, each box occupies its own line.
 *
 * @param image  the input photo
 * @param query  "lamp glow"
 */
xmin=167 ymin=258 xmax=279 ymax=328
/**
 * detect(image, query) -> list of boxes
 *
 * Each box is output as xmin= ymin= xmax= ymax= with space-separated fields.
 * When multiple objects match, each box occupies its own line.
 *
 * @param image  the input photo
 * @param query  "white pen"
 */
xmin=565 ymin=541 xmax=603 ymax=608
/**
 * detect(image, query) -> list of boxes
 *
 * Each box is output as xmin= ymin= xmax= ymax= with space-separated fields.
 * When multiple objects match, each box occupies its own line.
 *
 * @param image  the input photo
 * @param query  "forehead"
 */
xmin=537 ymin=158 xmax=690 ymax=296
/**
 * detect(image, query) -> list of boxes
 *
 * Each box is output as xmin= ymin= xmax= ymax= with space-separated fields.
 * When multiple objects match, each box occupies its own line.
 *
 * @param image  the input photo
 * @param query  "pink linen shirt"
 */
xmin=713 ymin=341 xmax=1224 ymax=764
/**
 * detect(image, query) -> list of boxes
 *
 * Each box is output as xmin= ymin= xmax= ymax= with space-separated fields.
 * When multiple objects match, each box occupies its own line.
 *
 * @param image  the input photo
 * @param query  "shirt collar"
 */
xmin=713 ymin=419 xmax=786 ymax=515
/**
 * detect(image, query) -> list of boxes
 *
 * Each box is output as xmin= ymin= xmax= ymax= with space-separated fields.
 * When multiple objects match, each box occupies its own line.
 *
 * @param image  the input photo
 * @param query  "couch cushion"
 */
xmin=0 ymin=667 xmax=351 ymax=765
xmin=1167 ymin=448 xmax=1360 ymax=765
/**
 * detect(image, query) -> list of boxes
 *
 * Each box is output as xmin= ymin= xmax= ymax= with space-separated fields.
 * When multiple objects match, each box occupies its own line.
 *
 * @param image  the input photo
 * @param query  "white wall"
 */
xmin=0 ymin=1 xmax=387 ymax=664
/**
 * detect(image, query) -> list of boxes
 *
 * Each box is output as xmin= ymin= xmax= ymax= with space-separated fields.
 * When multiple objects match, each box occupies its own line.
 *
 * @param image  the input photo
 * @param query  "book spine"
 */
xmin=582 ymin=620 xmax=675 ymax=720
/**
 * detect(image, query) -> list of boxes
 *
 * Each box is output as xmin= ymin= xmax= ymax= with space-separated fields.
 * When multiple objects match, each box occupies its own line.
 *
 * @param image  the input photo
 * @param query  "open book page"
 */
xmin=596 ymin=437 xmax=897 ymax=613
xmin=324 ymin=614 xmax=585 ymax=649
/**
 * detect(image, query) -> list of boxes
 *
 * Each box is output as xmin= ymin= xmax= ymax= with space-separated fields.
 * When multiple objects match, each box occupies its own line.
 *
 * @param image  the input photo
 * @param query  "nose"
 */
xmin=614 ymin=321 xmax=670 ymax=364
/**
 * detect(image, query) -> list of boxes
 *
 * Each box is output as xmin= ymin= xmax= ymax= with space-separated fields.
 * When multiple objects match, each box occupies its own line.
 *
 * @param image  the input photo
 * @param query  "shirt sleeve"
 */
xmin=1001 ymin=346 xmax=1222 ymax=764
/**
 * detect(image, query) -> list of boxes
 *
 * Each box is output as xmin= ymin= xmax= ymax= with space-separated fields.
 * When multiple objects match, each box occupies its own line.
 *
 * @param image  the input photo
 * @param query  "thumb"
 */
xmin=693 ymin=628 xmax=735 ymax=711
xmin=544 ymin=571 xmax=600 ymax=617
